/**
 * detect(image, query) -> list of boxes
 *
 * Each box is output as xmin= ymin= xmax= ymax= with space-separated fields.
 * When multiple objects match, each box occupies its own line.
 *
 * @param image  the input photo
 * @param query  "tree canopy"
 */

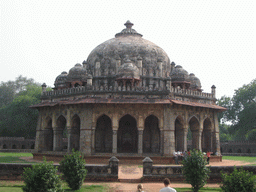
xmin=0 ymin=76 xmax=46 ymax=138
xmin=218 ymin=79 xmax=256 ymax=141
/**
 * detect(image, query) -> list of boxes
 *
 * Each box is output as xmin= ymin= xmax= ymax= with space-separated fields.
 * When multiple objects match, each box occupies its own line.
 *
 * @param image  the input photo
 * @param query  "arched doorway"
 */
xmin=95 ymin=115 xmax=112 ymax=153
xmin=188 ymin=116 xmax=200 ymax=150
xmin=55 ymin=115 xmax=66 ymax=151
xmin=175 ymin=116 xmax=185 ymax=152
xmin=202 ymin=118 xmax=212 ymax=152
xmin=70 ymin=114 xmax=80 ymax=151
xmin=45 ymin=116 xmax=53 ymax=151
xmin=143 ymin=115 xmax=160 ymax=153
xmin=118 ymin=115 xmax=138 ymax=153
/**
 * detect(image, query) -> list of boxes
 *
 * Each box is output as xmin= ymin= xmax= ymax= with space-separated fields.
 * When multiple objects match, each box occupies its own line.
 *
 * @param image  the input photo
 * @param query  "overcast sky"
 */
xmin=1 ymin=0 xmax=255 ymax=99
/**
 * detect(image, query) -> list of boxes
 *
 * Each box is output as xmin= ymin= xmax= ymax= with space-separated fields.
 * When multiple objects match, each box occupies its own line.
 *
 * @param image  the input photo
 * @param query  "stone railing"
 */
xmin=42 ymin=85 xmax=213 ymax=99
xmin=0 ymin=137 xmax=25 ymax=141
xmin=142 ymin=157 xmax=256 ymax=183
xmin=0 ymin=156 xmax=119 ymax=181
xmin=170 ymin=87 xmax=213 ymax=98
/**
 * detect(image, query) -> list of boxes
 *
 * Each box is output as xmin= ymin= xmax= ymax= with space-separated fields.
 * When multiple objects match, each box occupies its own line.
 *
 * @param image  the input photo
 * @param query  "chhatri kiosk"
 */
xmin=32 ymin=21 xmax=225 ymax=163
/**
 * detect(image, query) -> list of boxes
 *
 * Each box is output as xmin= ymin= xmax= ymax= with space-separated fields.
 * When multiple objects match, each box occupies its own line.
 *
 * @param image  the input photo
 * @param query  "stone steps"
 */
xmin=118 ymin=178 xmax=142 ymax=183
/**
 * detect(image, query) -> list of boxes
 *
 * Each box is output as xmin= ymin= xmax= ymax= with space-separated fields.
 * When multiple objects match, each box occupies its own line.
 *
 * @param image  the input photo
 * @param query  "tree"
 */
xmin=0 ymin=75 xmax=37 ymax=108
xmin=0 ymin=76 xmax=49 ymax=138
xmin=60 ymin=150 xmax=87 ymax=190
xmin=22 ymin=159 xmax=63 ymax=192
xmin=218 ymin=79 xmax=256 ymax=141
xmin=182 ymin=149 xmax=210 ymax=192
xmin=219 ymin=123 xmax=232 ymax=142
xmin=220 ymin=167 xmax=256 ymax=192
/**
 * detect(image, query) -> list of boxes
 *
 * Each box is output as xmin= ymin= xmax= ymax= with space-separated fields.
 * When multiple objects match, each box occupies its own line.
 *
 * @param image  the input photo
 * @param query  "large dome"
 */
xmin=86 ymin=20 xmax=170 ymax=78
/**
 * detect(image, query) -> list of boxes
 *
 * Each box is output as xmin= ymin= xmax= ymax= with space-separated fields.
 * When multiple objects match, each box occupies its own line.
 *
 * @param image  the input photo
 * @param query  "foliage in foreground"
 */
xmin=60 ymin=150 xmax=87 ymax=190
xmin=220 ymin=167 xmax=256 ymax=192
xmin=22 ymin=159 xmax=63 ymax=192
xmin=182 ymin=149 xmax=210 ymax=192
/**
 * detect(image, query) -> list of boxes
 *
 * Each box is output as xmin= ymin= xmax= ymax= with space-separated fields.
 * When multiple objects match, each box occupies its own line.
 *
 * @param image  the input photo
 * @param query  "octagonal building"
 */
xmin=32 ymin=21 xmax=225 ymax=163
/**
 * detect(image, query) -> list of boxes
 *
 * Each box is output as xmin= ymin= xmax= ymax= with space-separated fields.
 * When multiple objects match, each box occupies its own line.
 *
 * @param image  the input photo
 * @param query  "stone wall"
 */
xmin=0 ymin=137 xmax=35 ymax=150
xmin=2 ymin=137 xmax=256 ymax=157
xmin=142 ymin=157 xmax=256 ymax=183
xmin=0 ymin=156 xmax=119 ymax=181
xmin=220 ymin=141 xmax=256 ymax=156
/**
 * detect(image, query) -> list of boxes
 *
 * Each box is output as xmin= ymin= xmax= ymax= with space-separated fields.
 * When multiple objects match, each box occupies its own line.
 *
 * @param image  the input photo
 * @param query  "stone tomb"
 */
xmin=31 ymin=21 xmax=225 ymax=163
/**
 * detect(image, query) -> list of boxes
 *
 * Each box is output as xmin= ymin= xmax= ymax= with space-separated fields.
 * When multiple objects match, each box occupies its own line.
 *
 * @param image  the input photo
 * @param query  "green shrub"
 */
xmin=22 ymin=158 xmax=63 ymax=192
xmin=182 ymin=149 xmax=210 ymax=192
xmin=220 ymin=167 xmax=256 ymax=192
xmin=60 ymin=150 xmax=87 ymax=190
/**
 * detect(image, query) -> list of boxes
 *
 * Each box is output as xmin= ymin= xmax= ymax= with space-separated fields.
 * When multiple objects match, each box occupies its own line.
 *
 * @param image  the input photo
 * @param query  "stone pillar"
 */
xmin=183 ymin=129 xmax=188 ymax=152
xmin=138 ymin=129 xmax=143 ymax=155
xmin=80 ymin=129 xmax=92 ymax=155
xmin=112 ymin=130 xmax=117 ymax=154
xmin=109 ymin=156 xmax=119 ymax=175
xmin=112 ymin=114 xmax=119 ymax=154
xmin=53 ymin=129 xmax=63 ymax=151
xmin=67 ymin=128 xmax=72 ymax=152
xmin=160 ymin=129 xmax=164 ymax=155
xmin=143 ymin=157 xmax=153 ymax=175
xmin=91 ymin=127 xmax=96 ymax=154
xmin=211 ymin=85 xmax=216 ymax=98
xmin=137 ymin=57 xmax=142 ymax=75
xmin=157 ymin=58 xmax=163 ymax=77
xmin=66 ymin=110 xmax=71 ymax=152
xmin=213 ymin=111 xmax=221 ymax=155
xmin=163 ymin=130 xmax=172 ymax=156
xmin=194 ymin=129 xmax=202 ymax=151
xmin=35 ymin=113 xmax=43 ymax=152
xmin=163 ymin=106 xmax=174 ymax=156
xmin=95 ymin=61 xmax=100 ymax=76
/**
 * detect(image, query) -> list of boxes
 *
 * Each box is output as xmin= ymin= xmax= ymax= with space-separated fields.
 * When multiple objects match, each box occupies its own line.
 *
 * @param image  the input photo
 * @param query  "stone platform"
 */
xmin=33 ymin=152 xmax=222 ymax=164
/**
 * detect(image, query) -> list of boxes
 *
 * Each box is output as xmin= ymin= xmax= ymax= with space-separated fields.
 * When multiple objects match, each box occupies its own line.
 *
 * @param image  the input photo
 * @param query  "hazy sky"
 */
xmin=1 ymin=0 xmax=255 ymax=99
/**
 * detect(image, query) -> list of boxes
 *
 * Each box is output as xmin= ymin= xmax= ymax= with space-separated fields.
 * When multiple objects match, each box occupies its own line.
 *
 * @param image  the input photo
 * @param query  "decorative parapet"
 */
xmin=41 ymin=85 xmax=214 ymax=99
xmin=170 ymin=86 xmax=214 ymax=98
xmin=142 ymin=157 xmax=256 ymax=182
xmin=0 ymin=156 xmax=119 ymax=181
xmin=0 ymin=137 xmax=25 ymax=141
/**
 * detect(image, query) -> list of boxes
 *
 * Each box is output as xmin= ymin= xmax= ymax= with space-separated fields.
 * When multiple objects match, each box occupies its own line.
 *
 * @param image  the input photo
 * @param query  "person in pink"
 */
xmin=207 ymin=151 xmax=211 ymax=164
xmin=159 ymin=178 xmax=177 ymax=192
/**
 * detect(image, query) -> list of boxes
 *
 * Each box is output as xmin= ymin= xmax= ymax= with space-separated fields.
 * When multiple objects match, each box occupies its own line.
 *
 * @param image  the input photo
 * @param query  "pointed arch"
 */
xmin=55 ymin=115 xmax=66 ymax=151
xmin=3 ymin=144 xmax=7 ymax=149
xmin=44 ymin=116 xmax=53 ymax=151
xmin=57 ymin=115 xmax=66 ymax=130
xmin=70 ymin=114 xmax=80 ymax=151
xmin=188 ymin=116 xmax=200 ymax=150
xmin=118 ymin=114 xmax=138 ymax=153
xmin=95 ymin=114 xmax=112 ymax=153
xmin=143 ymin=115 xmax=160 ymax=153
xmin=202 ymin=118 xmax=212 ymax=152
xmin=175 ymin=115 xmax=185 ymax=151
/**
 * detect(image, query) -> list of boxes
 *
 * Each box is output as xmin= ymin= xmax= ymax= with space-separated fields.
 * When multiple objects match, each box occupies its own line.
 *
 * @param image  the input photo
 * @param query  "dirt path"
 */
xmin=20 ymin=156 xmax=254 ymax=191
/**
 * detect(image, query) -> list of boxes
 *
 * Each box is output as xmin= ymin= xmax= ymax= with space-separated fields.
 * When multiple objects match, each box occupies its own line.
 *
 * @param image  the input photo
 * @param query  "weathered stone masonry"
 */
xmin=31 ymin=21 xmax=225 ymax=161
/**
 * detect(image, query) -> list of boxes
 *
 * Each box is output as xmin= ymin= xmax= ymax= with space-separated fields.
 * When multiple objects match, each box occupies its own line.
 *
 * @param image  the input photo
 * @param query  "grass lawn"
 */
xmin=222 ymin=156 xmax=256 ymax=165
xmin=0 ymin=152 xmax=34 ymax=164
xmin=0 ymin=185 xmax=107 ymax=192
xmin=0 ymin=181 xmax=110 ymax=192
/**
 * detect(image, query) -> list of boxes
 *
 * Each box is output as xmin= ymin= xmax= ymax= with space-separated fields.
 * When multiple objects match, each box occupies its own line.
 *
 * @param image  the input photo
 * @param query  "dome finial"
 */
xmin=124 ymin=20 xmax=133 ymax=29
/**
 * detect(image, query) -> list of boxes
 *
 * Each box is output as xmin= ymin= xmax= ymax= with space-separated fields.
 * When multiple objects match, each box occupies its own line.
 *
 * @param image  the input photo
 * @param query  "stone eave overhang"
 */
xmin=170 ymin=99 xmax=227 ymax=112
xmin=30 ymin=98 xmax=173 ymax=108
xmin=30 ymin=98 xmax=226 ymax=111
